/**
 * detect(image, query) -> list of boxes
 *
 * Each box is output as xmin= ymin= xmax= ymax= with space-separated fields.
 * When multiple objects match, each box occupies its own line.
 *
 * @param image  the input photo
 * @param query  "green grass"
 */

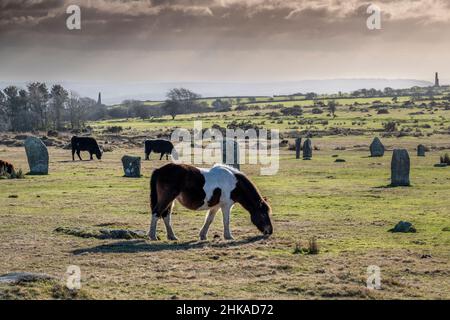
xmin=0 ymin=138 xmax=449 ymax=299
xmin=1 ymin=92 xmax=450 ymax=299
xmin=91 ymin=102 xmax=450 ymax=137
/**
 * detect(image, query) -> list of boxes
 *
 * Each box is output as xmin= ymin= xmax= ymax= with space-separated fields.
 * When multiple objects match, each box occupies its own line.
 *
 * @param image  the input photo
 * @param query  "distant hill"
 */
xmin=0 ymin=79 xmax=434 ymax=105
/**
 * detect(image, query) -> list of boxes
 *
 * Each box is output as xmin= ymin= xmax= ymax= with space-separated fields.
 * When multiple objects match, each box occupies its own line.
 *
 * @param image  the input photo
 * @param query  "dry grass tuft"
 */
xmin=0 ymin=168 xmax=25 ymax=179
xmin=293 ymin=237 xmax=319 ymax=255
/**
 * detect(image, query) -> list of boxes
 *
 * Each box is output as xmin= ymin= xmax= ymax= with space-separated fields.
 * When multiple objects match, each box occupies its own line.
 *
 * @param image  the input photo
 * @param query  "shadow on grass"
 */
xmin=373 ymin=184 xmax=412 ymax=189
xmin=72 ymin=235 xmax=267 ymax=255
xmin=361 ymin=156 xmax=384 ymax=159
xmin=57 ymin=160 xmax=98 ymax=163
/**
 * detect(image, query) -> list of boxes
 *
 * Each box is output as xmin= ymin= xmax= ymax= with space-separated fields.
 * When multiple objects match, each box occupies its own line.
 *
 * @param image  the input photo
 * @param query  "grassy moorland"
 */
xmin=92 ymin=101 xmax=450 ymax=136
xmin=0 ymin=96 xmax=450 ymax=299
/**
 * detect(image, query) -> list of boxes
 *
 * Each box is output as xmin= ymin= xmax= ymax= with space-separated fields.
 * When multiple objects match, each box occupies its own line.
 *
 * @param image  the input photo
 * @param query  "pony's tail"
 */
xmin=150 ymin=168 xmax=159 ymax=213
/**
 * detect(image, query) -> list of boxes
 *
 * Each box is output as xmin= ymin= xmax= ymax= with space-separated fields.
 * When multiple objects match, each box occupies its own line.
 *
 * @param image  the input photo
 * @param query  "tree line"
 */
xmin=0 ymin=83 xmax=103 ymax=132
xmin=0 ymin=84 xmax=216 ymax=132
xmin=111 ymin=88 xmax=230 ymax=121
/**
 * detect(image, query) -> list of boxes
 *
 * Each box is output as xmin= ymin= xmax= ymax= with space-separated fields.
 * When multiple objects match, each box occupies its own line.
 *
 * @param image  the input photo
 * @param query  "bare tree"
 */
xmin=0 ymin=90 xmax=8 ymax=131
xmin=122 ymin=100 xmax=151 ymax=119
xmin=328 ymin=100 xmax=337 ymax=118
xmin=162 ymin=100 xmax=181 ymax=120
xmin=27 ymin=82 xmax=49 ymax=130
xmin=3 ymin=86 xmax=27 ymax=131
xmin=50 ymin=85 xmax=68 ymax=130
xmin=132 ymin=104 xmax=151 ymax=120
xmin=163 ymin=88 xmax=202 ymax=119
xmin=1 ymin=83 xmax=95 ymax=132
xmin=166 ymin=88 xmax=201 ymax=102
xmin=67 ymin=91 xmax=90 ymax=130
xmin=212 ymin=98 xmax=232 ymax=111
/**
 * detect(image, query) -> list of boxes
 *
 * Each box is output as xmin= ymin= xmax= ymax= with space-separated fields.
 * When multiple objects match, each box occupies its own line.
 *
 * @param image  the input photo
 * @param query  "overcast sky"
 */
xmin=1 ymin=0 xmax=449 ymax=83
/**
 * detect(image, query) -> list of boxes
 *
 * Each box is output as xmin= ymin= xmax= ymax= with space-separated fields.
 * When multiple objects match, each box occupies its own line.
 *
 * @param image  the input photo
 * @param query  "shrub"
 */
xmin=0 ymin=168 xmax=25 ymax=179
xmin=293 ymin=237 xmax=319 ymax=255
xmin=104 ymin=126 xmax=123 ymax=134
xmin=47 ymin=130 xmax=59 ymax=137
xmin=293 ymin=243 xmax=303 ymax=254
xmin=311 ymin=107 xmax=324 ymax=114
xmin=281 ymin=106 xmax=303 ymax=116
xmin=441 ymin=153 xmax=450 ymax=165
xmin=383 ymin=121 xmax=397 ymax=132
xmin=227 ymin=120 xmax=260 ymax=131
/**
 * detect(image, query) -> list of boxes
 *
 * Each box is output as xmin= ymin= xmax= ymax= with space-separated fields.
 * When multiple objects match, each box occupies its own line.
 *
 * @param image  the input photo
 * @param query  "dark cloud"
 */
xmin=1 ymin=0 xmax=448 ymax=50
xmin=0 ymin=0 xmax=448 ymax=81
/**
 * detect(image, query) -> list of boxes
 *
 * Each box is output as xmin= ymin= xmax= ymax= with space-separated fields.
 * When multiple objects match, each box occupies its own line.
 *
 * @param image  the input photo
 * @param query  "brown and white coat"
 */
xmin=149 ymin=163 xmax=273 ymax=241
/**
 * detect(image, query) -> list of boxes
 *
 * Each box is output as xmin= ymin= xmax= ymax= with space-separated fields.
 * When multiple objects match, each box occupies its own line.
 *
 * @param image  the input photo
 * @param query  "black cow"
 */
xmin=145 ymin=139 xmax=174 ymax=160
xmin=71 ymin=136 xmax=102 ymax=161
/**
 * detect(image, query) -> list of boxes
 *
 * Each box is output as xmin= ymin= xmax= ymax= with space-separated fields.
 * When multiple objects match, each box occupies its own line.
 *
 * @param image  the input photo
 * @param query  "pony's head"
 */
xmin=250 ymin=197 xmax=273 ymax=236
xmin=231 ymin=172 xmax=274 ymax=236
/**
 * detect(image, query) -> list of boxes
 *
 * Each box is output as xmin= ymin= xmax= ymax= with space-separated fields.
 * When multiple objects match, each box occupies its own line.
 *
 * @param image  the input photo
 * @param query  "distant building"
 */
xmin=434 ymin=72 xmax=440 ymax=87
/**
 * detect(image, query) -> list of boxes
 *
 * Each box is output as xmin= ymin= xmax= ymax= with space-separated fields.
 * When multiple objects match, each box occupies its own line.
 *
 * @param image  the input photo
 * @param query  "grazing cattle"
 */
xmin=0 ymin=160 xmax=15 ymax=175
xmin=71 ymin=136 xmax=102 ymax=161
xmin=144 ymin=139 xmax=174 ymax=160
xmin=149 ymin=163 xmax=273 ymax=241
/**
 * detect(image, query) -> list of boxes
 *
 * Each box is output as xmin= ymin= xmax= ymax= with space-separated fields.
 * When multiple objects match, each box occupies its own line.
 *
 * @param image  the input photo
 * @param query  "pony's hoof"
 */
xmin=168 ymin=236 xmax=178 ymax=241
xmin=148 ymin=235 xmax=159 ymax=241
xmin=224 ymin=235 xmax=234 ymax=241
xmin=199 ymin=235 xmax=207 ymax=241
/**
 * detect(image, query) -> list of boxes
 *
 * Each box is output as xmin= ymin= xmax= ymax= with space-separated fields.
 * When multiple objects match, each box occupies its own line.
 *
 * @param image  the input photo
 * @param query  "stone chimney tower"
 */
xmin=97 ymin=92 xmax=102 ymax=105
xmin=434 ymin=72 xmax=440 ymax=87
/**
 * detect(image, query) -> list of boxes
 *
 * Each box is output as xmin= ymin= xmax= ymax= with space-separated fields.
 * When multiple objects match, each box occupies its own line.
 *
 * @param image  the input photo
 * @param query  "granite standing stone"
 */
xmin=389 ymin=221 xmax=416 ymax=233
xmin=24 ymin=137 xmax=49 ymax=175
xmin=370 ymin=137 xmax=385 ymax=157
xmin=303 ymin=138 xmax=312 ymax=160
xmin=0 ymin=272 xmax=55 ymax=284
xmin=122 ymin=155 xmax=141 ymax=178
xmin=417 ymin=144 xmax=426 ymax=157
xmin=295 ymin=138 xmax=302 ymax=159
xmin=222 ymin=139 xmax=240 ymax=170
xmin=391 ymin=149 xmax=410 ymax=187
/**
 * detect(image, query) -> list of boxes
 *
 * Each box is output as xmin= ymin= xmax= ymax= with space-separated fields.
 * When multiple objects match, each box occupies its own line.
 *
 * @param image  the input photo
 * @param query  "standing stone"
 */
xmin=417 ymin=144 xmax=426 ymax=157
xmin=121 ymin=156 xmax=141 ymax=178
xmin=303 ymin=139 xmax=312 ymax=160
xmin=24 ymin=137 xmax=49 ymax=175
xmin=295 ymin=138 xmax=302 ymax=159
xmin=391 ymin=149 xmax=410 ymax=187
xmin=222 ymin=139 xmax=240 ymax=170
xmin=370 ymin=137 xmax=385 ymax=157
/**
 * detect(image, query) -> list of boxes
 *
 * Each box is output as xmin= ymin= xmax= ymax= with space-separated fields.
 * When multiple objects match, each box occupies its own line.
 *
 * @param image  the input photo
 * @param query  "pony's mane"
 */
xmin=233 ymin=171 xmax=266 ymax=207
